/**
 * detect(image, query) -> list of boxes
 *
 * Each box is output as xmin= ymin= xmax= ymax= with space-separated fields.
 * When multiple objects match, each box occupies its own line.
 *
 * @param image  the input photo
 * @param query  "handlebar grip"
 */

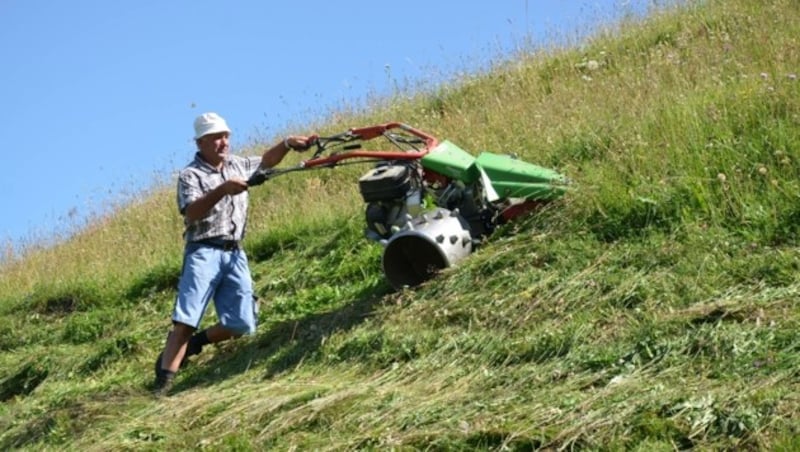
xmin=247 ymin=168 xmax=274 ymax=186
xmin=289 ymin=134 xmax=318 ymax=153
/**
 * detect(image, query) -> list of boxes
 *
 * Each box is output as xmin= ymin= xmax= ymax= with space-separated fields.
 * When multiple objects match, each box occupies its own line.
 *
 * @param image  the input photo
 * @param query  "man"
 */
xmin=153 ymin=112 xmax=314 ymax=396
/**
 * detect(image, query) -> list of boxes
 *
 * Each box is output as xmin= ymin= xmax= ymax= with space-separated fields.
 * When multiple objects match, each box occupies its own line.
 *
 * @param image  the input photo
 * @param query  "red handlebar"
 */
xmin=300 ymin=122 xmax=439 ymax=169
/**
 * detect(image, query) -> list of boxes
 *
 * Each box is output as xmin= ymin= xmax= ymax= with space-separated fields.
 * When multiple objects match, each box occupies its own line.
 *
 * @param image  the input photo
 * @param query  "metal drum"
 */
xmin=381 ymin=207 xmax=473 ymax=290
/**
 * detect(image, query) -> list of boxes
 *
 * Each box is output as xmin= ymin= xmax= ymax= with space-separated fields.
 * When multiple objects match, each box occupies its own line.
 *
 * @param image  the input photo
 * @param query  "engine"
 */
xmin=357 ymin=162 xmax=499 ymax=289
xmin=358 ymin=162 xmax=498 ymax=239
xmin=358 ymin=162 xmax=424 ymax=241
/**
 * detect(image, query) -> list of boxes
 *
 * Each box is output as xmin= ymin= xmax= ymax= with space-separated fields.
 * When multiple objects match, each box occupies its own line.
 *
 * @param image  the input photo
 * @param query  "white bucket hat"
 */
xmin=193 ymin=112 xmax=231 ymax=140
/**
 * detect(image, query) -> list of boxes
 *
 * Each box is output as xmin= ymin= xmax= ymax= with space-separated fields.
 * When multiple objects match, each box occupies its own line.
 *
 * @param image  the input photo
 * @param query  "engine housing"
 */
xmin=358 ymin=163 xmax=422 ymax=240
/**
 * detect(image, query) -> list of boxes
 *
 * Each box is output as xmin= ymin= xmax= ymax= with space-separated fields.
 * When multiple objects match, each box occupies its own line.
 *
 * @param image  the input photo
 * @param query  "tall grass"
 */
xmin=1 ymin=0 xmax=799 ymax=450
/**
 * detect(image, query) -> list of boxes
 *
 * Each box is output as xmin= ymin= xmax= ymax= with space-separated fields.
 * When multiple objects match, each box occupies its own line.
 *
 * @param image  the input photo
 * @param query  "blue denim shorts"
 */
xmin=172 ymin=243 xmax=257 ymax=334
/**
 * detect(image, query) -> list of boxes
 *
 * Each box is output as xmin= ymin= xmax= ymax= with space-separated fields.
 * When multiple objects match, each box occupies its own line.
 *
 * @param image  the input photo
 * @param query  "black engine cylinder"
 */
xmin=358 ymin=165 xmax=412 ymax=202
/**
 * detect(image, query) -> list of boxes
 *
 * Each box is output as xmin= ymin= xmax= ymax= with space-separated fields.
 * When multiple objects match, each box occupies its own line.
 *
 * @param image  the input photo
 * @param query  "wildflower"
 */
xmin=586 ymin=60 xmax=600 ymax=71
xmin=760 ymin=72 xmax=769 ymax=80
xmin=788 ymin=73 xmax=797 ymax=81
xmin=758 ymin=166 xmax=768 ymax=176
xmin=717 ymin=173 xmax=727 ymax=183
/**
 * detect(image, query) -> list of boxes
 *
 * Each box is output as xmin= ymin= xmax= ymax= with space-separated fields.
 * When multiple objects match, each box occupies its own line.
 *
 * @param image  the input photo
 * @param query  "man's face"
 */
xmin=197 ymin=132 xmax=230 ymax=165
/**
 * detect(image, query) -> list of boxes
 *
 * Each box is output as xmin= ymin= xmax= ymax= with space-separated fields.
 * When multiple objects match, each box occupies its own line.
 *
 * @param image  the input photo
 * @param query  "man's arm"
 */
xmin=260 ymin=135 xmax=314 ymax=168
xmin=184 ymin=179 xmax=248 ymax=222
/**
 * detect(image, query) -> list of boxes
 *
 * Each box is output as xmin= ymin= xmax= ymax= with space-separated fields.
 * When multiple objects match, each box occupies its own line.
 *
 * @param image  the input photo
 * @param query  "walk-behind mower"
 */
xmin=248 ymin=122 xmax=568 ymax=290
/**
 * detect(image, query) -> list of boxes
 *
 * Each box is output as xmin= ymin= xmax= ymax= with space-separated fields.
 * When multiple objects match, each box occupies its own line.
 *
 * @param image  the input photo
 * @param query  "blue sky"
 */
xmin=0 ymin=0 xmax=649 ymax=249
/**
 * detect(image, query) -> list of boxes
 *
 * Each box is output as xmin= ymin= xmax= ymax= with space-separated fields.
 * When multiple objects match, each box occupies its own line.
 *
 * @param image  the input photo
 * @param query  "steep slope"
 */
xmin=1 ymin=0 xmax=799 ymax=449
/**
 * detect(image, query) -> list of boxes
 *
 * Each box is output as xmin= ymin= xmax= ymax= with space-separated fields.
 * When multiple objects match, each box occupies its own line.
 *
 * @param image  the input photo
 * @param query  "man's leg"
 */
xmin=198 ymin=323 xmax=242 ymax=343
xmin=182 ymin=322 xmax=242 ymax=362
xmin=160 ymin=322 xmax=195 ymax=372
xmin=154 ymin=244 xmax=220 ymax=395
xmin=213 ymin=250 xmax=258 ymax=336
xmin=157 ymin=323 xmax=238 ymax=377
xmin=153 ymin=322 xmax=194 ymax=397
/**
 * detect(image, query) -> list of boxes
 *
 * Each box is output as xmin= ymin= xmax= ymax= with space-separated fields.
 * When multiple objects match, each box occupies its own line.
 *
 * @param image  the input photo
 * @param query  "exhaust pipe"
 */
xmin=381 ymin=208 xmax=473 ymax=290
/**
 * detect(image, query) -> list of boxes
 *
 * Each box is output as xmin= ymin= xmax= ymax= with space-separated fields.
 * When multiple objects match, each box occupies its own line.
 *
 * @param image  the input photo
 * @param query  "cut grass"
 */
xmin=1 ymin=0 xmax=799 ymax=449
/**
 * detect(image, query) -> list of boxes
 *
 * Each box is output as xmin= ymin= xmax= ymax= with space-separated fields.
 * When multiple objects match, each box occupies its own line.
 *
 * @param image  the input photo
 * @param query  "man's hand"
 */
xmin=221 ymin=179 xmax=249 ymax=195
xmin=285 ymin=135 xmax=316 ymax=152
xmin=184 ymin=179 xmax=248 ymax=222
xmin=263 ymin=135 xmax=316 ymax=169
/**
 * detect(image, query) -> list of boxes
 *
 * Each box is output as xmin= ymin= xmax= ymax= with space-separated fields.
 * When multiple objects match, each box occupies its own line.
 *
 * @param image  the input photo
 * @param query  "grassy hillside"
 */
xmin=2 ymin=0 xmax=799 ymax=449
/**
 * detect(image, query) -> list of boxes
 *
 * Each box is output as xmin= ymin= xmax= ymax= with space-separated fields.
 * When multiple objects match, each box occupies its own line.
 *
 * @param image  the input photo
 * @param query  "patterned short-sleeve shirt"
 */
xmin=177 ymin=153 xmax=262 ymax=242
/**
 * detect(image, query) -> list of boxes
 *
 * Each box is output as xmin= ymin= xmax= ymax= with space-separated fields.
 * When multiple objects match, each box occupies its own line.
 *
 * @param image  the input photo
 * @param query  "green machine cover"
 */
xmin=421 ymin=141 xmax=567 ymax=201
xmin=420 ymin=140 xmax=479 ymax=183
xmin=474 ymin=151 xmax=567 ymax=200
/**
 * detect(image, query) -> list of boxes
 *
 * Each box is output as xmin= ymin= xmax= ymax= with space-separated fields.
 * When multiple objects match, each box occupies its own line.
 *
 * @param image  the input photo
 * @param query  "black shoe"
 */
xmin=153 ymin=352 xmax=174 ymax=397
xmin=153 ymin=373 xmax=174 ymax=398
